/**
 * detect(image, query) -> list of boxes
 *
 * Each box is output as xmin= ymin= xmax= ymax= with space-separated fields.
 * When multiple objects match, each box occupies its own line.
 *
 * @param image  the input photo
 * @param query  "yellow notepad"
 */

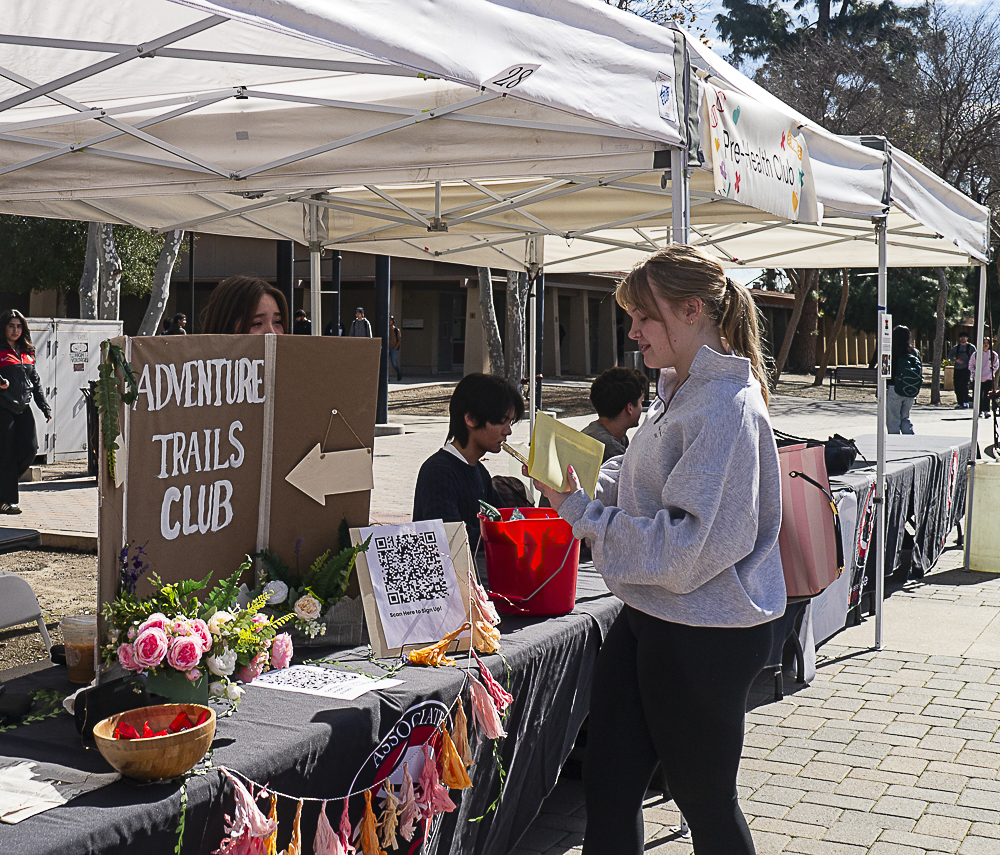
xmin=527 ymin=412 xmax=605 ymax=498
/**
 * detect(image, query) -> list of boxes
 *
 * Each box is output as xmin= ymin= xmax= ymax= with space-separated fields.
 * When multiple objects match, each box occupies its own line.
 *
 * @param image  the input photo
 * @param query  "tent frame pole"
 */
xmin=875 ymin=215 xmax=887 ymax=651
xmin=963 ymin=263 xmax=989 ymax=570
xmin=670 ymin=147 xmax=689 ymax=244
xmin=528 ymin=236 xmax=543 ymax=439
xmin=308 ymin=201 xmax=322 ymax=336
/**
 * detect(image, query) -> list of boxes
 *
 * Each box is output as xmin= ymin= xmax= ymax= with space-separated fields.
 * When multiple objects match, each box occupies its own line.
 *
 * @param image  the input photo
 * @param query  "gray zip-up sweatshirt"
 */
xmin=559 ymin=345 xmax=785 ymax=627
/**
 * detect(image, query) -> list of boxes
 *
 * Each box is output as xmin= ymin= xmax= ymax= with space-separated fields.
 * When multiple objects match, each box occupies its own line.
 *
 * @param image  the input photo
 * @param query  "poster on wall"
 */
xmin=98 ymin=335 xmax=381 ymax=611
xmin=701 ymin=81 xmax=821 ymax=224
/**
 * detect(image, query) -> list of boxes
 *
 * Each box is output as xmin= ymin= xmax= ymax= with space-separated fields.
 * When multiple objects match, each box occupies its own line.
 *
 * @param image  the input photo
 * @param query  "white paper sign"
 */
xmin=879 ymin=312 xmax=893 ymax=377
xmin=357 ymin=520 xmax=468 ymax=651
xmin=252 ymin=665 xmax=401 ymax=700
xmin=0 ymin=758 xmax=120 ymax=823
xmin=701 ymin=82 xmax=820 ymax=224
xmin=655 ymin=72 xmax=678 ymax=125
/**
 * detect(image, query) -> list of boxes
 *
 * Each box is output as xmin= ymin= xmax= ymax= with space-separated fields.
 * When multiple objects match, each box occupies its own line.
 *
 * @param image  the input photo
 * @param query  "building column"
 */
xmin=547 ymin=286 xmax=561 ymax=377
xmin=597 ymin=294 xmax=617 ymax=371
xmin=464 ymin=281 xmax=488 ymax=376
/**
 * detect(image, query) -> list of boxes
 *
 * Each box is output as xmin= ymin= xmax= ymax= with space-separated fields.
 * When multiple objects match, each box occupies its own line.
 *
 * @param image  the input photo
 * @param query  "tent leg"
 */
xmin=670 ymin=147 xmax=689 ymax=244
xmin=963 ymin=264 xmax=988 ymax=570
xmin=308 ymin=202 xmax=322 ymax=337
xmin=527 ymin=237 xmax=543 ymax=438
xmin=875 ymin=217 xmax=887 ymax=651
xmin=330 ymin=250 xmax=342 ymax=336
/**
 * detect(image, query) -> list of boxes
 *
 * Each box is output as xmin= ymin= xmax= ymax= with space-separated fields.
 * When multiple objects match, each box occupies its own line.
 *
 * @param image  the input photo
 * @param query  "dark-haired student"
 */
xmin=412 ymin=373 xmax=524 ymax=548
xmin=582 ymin=367 xmax=649 ymax=462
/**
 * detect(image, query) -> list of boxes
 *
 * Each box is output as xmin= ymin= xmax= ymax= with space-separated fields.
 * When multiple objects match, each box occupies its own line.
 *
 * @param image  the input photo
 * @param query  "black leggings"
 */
xmin=0 ymin=407 xmax=37 ymax=505
xmin=583 ymin=605 xmax=773 ymax=855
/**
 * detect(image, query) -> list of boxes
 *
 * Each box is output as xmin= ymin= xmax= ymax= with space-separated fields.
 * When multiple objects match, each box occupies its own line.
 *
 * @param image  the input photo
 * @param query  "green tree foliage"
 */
xmin=0 ymin=216 xmax=169 ymax=296
xmin=818 ymin=268 xmax=972 ymax=347
xmin=717 ymin=0 xmax=929 ymax=65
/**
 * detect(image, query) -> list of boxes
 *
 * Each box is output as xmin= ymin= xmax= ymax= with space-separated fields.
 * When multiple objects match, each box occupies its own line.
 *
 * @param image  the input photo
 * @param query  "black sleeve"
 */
xmin=28 ymin=365 xmax=50 ymax=418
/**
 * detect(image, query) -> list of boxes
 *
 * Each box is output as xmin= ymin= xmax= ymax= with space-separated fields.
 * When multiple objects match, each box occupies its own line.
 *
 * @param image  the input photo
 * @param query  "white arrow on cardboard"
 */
xmin=285 ymin=445 xmax=374 ymax=505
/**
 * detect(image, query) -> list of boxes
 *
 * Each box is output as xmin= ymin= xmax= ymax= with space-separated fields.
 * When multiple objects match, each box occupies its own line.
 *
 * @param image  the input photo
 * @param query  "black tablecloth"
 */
xmin=0 ymin=569 xmax=621 ymax=855
xmin=832 ymin=434 xmax=970 ymax=593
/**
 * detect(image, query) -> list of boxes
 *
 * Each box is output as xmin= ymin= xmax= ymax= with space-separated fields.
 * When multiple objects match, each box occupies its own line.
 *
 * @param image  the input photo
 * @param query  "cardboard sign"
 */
xmin=351 ymin=521 xmax=472 ymax=659
xmin=98 ymin=335 xmax=381 ymax=612
xmin=701 ymin=82 xmax=820 ymax=224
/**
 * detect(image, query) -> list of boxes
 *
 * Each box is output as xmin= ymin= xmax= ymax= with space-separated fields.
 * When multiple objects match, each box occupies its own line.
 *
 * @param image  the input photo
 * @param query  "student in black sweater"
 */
xmin=412 ymin=373 xmax=525 ymax=548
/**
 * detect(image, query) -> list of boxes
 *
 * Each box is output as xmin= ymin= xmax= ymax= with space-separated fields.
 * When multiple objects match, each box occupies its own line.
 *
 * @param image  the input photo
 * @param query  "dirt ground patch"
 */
xmin=0 ymin=549 xmax=97 ymax=673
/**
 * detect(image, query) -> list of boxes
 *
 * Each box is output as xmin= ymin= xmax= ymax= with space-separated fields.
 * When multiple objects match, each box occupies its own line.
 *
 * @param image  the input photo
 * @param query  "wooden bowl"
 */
xmin=93 ymin=703 xmax=216 ymax=781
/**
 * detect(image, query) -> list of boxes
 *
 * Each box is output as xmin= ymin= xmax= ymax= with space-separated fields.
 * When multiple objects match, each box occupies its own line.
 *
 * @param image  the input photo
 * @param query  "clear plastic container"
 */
xmin=62 ymin=615 xmax=98 ymax=684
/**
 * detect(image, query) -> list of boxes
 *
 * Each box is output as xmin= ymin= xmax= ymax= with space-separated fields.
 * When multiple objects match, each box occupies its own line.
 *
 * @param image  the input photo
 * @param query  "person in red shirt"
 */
xmin=0 ymin=310 xmax=51 ymax=514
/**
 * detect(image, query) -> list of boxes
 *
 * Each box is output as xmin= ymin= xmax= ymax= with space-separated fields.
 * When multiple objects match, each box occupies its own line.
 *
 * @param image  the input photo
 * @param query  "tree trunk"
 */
xmin=790 ymin=271 xmax=819 ymax=373
xmin=97 ymin=223 xmax=122 ymax=321
xmin=930 ymin=266 xmax=949 ymax=405
xmin=79 ymin=222 xmax=100 ymax=320
xmin=504 ymin=270 xmax=529 ymax=390
xmin=138 ymin=230 xmax=184 ymax=336
xmin=478 ymin=267 xmax=505 ymax=376
xmin=814 ymin=268 xmax=850 ymax=385
xmin=771 ymin=269 xmax=809 ymax=387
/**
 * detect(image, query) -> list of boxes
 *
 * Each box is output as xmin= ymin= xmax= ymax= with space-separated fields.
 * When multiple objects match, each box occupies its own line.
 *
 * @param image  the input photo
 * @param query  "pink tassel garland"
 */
xmin=215 ymin=770 xmax=277 ymax=855
xmin=469 ymin=677 xmax=506 ymax=739
xmin=337 ymin=799 xmax=357 ymax=855
xmin=397 ymin=763 xmax=420 ymax=842
xmin=473 ymin=651 xmax=513 ymax=714
xmin=417 ymin=742 xmax=456 ymax=821
xmin=313 ymin=801 xmax=344 ymax=855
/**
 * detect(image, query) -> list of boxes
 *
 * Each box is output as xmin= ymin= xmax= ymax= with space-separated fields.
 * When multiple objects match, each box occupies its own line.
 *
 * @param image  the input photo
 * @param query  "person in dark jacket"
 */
xmin=0 ymin=310 xmax=51 ymax=514
xmin=412 ymin=373 xmax=524 ymax=549
xmin=165 ymin=313 xmax=187 ymax=334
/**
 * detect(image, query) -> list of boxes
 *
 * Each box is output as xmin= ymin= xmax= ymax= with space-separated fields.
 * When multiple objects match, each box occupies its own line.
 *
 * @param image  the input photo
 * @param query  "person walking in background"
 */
xmin=293 ymin=309 xmax=312 ymax=336
xmin=388 ymin=316 xmax=402 ymax=382
xmin=581 ymin=367 xmax=648 ymax=462
xmin=349 ymin=307 xmax=372 ymax=337
xmin=165 ymin=313 xmax=187 ymax=334
xmin=0 ymin=311 xmax=50 ymax=514
xmin=969 ymin=337 xmax=999 ymax=417
xmin=948 ymin=332 xmax=975 ymax=408
xmin=887 ymin=325 xmax=922 ymax=435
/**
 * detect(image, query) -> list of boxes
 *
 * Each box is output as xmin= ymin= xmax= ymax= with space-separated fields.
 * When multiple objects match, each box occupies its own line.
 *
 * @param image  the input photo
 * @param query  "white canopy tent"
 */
xmin=0 ymin=0 xmax=992 ymax=647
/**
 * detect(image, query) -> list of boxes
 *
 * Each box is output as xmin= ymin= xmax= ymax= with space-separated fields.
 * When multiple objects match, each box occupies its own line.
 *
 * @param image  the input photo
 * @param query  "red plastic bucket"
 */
xmin=479 ymin=507 xmax=580 ymax=616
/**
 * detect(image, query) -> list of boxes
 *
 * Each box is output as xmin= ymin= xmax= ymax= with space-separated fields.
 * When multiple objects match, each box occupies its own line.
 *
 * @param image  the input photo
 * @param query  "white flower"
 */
xmin=207 ymin=610 xmax=233 ymax=635
xmin=263 ymin=580 xmax=288 ymax=605
xmin=206 ymin=646 xmax=237 ymax=677
xmin=226 ymin=683 xmax=245 ymax=702
xmin=209 ymin=680 xmax=227 ymax=699
xmin=293 ymin=595 xmax=322 ymax=622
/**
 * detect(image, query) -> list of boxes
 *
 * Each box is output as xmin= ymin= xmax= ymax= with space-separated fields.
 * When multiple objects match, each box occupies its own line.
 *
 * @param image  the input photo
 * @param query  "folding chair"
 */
xmin=0 ymin=570 xmax=52 ymax=653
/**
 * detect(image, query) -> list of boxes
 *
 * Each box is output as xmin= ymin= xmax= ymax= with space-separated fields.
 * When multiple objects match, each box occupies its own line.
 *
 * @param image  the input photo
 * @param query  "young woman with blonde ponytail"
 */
xmin=533 ymin=245 xmax=785 ymax=855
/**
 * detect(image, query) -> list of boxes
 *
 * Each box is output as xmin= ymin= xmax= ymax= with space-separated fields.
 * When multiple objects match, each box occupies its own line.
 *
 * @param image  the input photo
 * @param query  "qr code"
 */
xmin=375 ymin=531 xmax=449 ymax=605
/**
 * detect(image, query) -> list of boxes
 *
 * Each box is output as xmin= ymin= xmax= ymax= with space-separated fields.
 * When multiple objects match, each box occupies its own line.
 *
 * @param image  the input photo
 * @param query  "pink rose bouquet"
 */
xmin=103 ymin=563 xmax=296 ymax=705
xmin=270 ymin=633 xmax=293 ymax=670
xmin=133 ymin=626 xmax=169 ymax=668
xmin=167 ymin=634 xmax=203 ymax=671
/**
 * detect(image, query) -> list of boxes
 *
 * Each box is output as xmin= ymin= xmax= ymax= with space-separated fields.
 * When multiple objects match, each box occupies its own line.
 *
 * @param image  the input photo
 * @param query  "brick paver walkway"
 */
xmin=516 ymin=549 xmax=1000 ymax=855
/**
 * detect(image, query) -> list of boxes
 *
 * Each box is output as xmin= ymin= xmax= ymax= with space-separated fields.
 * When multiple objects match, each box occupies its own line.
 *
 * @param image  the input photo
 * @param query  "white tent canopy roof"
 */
xmin=0 ymin=0 xmax=988 ymax=270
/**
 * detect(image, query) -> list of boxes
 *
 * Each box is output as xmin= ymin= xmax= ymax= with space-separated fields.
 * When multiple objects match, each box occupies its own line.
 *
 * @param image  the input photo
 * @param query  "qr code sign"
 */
xmin=375 ymin=531 xmax=449 ymax=605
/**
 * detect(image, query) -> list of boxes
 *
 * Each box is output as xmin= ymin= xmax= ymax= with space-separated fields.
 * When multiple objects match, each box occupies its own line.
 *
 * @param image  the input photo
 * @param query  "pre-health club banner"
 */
xmin=701 ymin=82 xmax=820 ymax=224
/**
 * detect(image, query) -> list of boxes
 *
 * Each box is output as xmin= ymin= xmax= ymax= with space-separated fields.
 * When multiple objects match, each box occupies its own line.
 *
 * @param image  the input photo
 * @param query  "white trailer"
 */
xmin=27 ymin=318 xmax=124 ymax=464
